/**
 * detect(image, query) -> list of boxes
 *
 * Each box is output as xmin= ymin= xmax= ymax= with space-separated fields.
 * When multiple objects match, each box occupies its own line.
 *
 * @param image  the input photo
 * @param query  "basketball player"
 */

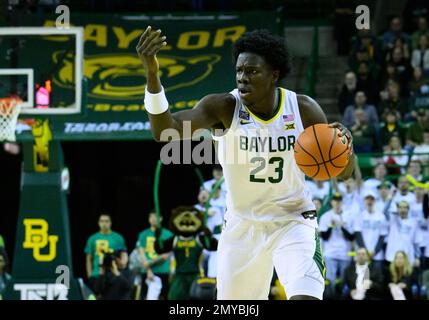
xmin=137 ymin=27 xmax=355 ymax=300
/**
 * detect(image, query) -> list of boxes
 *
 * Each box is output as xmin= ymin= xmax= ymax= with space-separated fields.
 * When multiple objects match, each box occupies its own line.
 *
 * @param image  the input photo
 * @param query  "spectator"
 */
xmin=392 ymin=176 xmax=416 ymax=205
xmin=338 ymin=71 xmax=358 ymax=115
xmin=203 ymin=164 xmax=226 ymax=200
xmin=349 ymin=109 xmax=376 ymax=153
xmin=319 ymin=193 xmax=355 ymax=298
xmin=379 ymin=62 xmax=400 ymax=92
xmin=0 ymin=235 xmax=4 ymax=249
xmin=411 ymin=34 xmax=429 ymax=75
xmin=343 ymin=91 xmax=379 ymax=128
xmin=393 ymin=37 xmax=411 ymax=60
xmin=409 ymin=67 xmax=429 ymax=97
xmin=412 ymin=16 xmax=429 ymax=50
xmin=353 ymin=29 xmax=382 ymax=63
xmin=374 ymin=180 xmax=394 ymax=214
xmin=385 ymin=201 xmax=422 ymax=268
xmin=411 ymin=128 xmax=429 ymax=166
xmin=306 ymin=179 xmax=330 ymax=200
xmin=343 ymin=247 xmax=385 ymax=300
xmin=356 ymin=62 xmax=379 ymax=105
xmin=407 ymin=108 xmax=429 ymax=147
xmin=386 ymin=47 xmax=412 ymax=95
xmin=85 ymin=213 xmax=127 ymax=290
xmin=386 ymin=251 xmax=416 ymax=300
xmin=363 ymin=163 xmax=388 ymax=197
xmin=379 ymin=110 xmax=407 ymax=148
xmin=195 ymin=188 xmax=222 ymax=233
xmin=382 ymin=16 xmax=411 ymax=52
xmin=338 ymin=177 xmax=364 ymax=217
xmin=93 ymin=249 xmax=134 ymax=300
xmin=0 ymin=250 xmax=11 ymax=299
xmin=383 ymin=135 xmax=409 ymax=175
xmin=410 ymin=84 xmax=429 ymax=116
xmin=137 ymin=211 xmax=172 ymax=300
xmin=349 ymin=45 xmax=378 ymax=78
xmin=379 ymin=81 xmax=409 ymax=121
xmin=409 ymin=186 xmax=425 ymax=222
xmin=354 ymin=192 xmax=388 ymax=270
xmin=405 ymin=160 xmax=429 ymax=191
xmin=195 ymin=188 xmax=222 ymax=279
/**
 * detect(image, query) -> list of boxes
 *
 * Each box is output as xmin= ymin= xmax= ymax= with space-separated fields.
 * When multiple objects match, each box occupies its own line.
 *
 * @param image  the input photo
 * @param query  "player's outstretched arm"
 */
xmin=136 ymin=27 xmax=234 ymax=141
xmin=297 ymin=94 xmax=354 ymax=180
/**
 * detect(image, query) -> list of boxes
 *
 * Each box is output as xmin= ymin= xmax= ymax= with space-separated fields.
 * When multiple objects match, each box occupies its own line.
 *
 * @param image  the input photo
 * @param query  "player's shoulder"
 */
xmin=111 ymin=231 xmax=125 ymax=239
xmin=200 ymin=92 xmax=236 ymax=109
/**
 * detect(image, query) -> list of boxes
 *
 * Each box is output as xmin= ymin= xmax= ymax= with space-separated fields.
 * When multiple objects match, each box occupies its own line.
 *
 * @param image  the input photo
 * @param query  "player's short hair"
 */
xmin=99 ymin=213 xmax=111 ymax=219
xmin=232 ymin=29 xmax=291 ymax=80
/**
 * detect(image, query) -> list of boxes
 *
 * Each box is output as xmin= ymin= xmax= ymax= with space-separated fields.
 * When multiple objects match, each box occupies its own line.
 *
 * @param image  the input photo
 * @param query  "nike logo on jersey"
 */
xmin=240 ymin=119 xmax=253 ymax=125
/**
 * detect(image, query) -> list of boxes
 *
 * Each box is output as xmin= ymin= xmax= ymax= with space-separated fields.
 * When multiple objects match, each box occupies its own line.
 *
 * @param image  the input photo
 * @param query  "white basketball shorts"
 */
xmin=216 ymin=213 xmax=325 ymax=300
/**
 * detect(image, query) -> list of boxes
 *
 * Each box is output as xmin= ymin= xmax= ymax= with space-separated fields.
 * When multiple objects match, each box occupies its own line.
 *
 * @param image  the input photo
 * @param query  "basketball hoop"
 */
xmin=0 ymin=97 xmax=22 ymax=142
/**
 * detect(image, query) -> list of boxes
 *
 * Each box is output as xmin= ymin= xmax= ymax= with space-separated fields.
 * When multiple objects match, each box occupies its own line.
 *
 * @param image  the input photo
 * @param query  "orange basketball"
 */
xmin=294 ymin=123 xmax=350 ymax=180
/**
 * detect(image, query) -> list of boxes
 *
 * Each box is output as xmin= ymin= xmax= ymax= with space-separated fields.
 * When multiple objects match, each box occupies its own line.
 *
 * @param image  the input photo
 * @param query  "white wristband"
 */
xmin=144 ymin=86 xmax=169 ymax=115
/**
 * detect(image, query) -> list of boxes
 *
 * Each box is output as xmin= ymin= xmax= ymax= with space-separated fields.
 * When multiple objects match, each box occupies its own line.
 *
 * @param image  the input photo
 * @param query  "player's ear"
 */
xmin=272 ymin=70 xmax=280 ymax=84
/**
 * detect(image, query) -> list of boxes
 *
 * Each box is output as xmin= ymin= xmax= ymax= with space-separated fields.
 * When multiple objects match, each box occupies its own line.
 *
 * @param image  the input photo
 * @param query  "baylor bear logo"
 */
xmin=23 ymin=219 xmax=59 ymax=262
xmin=52 ymin=51 xmax=221 ymax=100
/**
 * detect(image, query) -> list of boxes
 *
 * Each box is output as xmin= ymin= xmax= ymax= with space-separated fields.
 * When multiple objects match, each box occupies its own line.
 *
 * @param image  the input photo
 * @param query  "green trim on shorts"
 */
xmin=313 ymin=230 xmax=326 ymax=279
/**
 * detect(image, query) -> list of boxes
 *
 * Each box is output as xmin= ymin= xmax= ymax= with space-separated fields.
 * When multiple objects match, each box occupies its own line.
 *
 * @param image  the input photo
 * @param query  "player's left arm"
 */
xmin=297 ymin=94 xmax=354 ymax=180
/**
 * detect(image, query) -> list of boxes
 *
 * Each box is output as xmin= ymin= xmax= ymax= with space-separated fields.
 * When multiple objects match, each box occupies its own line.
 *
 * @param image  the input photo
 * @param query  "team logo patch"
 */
xmin=239 ymin=110 xmax=250 ymax=120
xmin=285 ymin=123 xmax=295 ymax=130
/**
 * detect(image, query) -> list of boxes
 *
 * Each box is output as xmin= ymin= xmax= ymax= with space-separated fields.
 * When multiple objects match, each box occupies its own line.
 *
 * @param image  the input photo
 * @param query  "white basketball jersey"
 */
xmin=212 ymin=87 xmax=316 ymax=227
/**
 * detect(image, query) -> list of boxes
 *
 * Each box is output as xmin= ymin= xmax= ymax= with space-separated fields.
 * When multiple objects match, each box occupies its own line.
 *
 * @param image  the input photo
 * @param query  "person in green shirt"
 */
xmin=137 ymin=211 xmax=173 ymax=300
xmin=85 ymin=214 xmax=127 ymax=288
xmin=0 ymin=234 xmax=4 ymax=249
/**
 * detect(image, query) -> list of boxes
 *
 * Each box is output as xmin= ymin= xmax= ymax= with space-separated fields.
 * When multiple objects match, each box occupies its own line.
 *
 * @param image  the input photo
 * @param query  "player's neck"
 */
xmin=100 ymin=229 xmax=111 ymax=235
xmin=247 ymin=87 xmax=279 ymax=121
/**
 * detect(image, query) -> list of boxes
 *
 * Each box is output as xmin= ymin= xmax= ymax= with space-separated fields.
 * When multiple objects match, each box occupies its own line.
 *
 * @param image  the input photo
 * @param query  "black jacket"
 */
xmin=93 ymin=268 xmax=134 ymax=300
xmin=343 ymin=263 xmax=385 ymax=300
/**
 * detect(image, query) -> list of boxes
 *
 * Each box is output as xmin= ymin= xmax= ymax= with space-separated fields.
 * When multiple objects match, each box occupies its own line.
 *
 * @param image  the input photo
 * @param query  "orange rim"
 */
xmin=0 ymin=97 xmax=22 ymax=114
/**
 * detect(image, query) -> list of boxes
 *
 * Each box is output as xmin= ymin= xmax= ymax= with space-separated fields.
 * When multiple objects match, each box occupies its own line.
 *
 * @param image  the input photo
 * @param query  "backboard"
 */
xmin=0 ymin=27 xmax=84 ymax=116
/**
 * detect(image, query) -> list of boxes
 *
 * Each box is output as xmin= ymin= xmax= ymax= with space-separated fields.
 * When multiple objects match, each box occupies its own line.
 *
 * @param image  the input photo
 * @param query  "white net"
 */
xmin=0 ymin=98 xmax=22 ymax=142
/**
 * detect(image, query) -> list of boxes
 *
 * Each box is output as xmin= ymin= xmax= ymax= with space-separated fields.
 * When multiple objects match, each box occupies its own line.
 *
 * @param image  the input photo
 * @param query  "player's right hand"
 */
xmin=136 ymin=26 xmax=167 ymax=73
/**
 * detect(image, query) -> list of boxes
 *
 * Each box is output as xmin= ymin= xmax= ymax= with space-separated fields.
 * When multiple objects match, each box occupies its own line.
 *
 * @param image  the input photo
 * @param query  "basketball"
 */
xmin=294 ymin=123 xmax=350 ymax=180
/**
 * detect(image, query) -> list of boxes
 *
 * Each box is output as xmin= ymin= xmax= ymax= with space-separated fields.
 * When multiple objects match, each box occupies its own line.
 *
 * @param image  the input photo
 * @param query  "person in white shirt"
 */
xmin=385 ymin=201 xmax=422 ymax=267
xmin=411 ymin=130 xmax=429 ymax=166
xmin=374 ymin=180 xmax=394 ymax=214
xmin=194 ymin=188 xmax=222 ymax=279
xmin=203 ymin=164 xmax=227 ymax=201
xmin=411 ymin=34 xmax=429 ymax=73
xmin=306 ymin=179 xmax=330 ymax=200
xmin=354 ymin=192 xmax=388 ymax=270
xmin=363 ymin=163 xmax=388 ymax=199
xmin=319 ymin=193 xmax=355 ymax=298
xmin=338 ymin=177 xmax=364 ymax=217
xmin=409 ymin=186 xmax=425 ymax=222
xmin=392 ymin=176 xmax=416 ymax=210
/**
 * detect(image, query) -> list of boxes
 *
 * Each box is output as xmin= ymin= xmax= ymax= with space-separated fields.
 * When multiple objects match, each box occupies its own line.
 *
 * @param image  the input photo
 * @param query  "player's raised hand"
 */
xmin=136 ymin=26 xmax=167 ymax=73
